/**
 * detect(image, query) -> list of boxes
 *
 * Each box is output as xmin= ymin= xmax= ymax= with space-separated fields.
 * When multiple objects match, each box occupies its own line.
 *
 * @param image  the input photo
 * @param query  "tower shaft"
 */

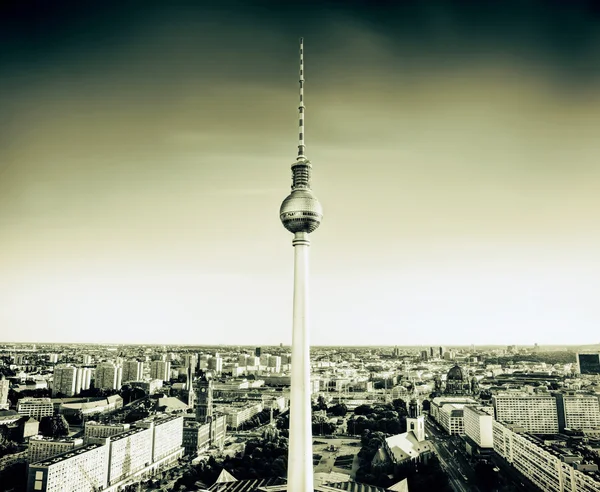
xmin=288 ymin=232 xmax=313 ymax=491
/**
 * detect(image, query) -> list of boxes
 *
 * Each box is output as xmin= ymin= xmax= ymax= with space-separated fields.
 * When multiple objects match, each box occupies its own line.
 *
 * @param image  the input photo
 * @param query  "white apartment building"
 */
xmin=27 ymin=416 xmax=185 ymax=492
xmin=150 ymin=360 xmax=171 ymax=381
xmin=28 ymin=436 xmax=84 ymax=464
xmin=27 ymin=443 xmax=109 ymax=492
xmin=121 ymin=360 xmax=144 ymax=384
xmin=75 ymin=367 xmax=92 ymax=394
xmin=207 ymin=357 xmax=223 ymax=373
xmin=493 ymin=421 xmax=600 ymax=492
xmin=0 ymin=376 xmax=10 ymax=410
xmin=103 ymin=428 xmax=153 ymax=486
xmin=268 ymin=355 xmax=282 ymax=373
xmin=463 ymin=405 xmax=494 ymax=449
xmin=53 ymin=366 xmax=91 ymax=396
xmin=17 ymin=398 xmax=54 ymax=420
xmin=493 ymin=394 xmax=559 ymax=434
xmin=52 ymin=366 xmax=77 ymax=396
xmin=218 ymin=401 xmax=263 ymax=429
xmin=144 ymin=415 xmax=184 ymax=462
xmin=94 ymin=362 xmax=123 ymax=390
xmin=555 ymin=393 xmax=600 ymax=431
xmin=84 ymin=422 xmax=130 ymax=442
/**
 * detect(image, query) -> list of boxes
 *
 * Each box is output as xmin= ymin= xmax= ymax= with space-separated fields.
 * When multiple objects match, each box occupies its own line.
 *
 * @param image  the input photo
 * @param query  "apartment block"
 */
xmin=121 ymin=360 xmax=144 ymax=384
xmin=493 ymin=420 xmax=600 ymax=492
xmin=493 ymin=393 xmax=559 ymax=434
xmin=27 ymin=443 xmax=109 ymax=492
xmin=150 ymin=360 xmax=171 ymax=382
xmin=95 ymin=362 xmax=123 ymax=390
xmin=28 ymin=436 xmax=84 ymax=464
xmin=463 ymin=405 xmax=494 ymax=449
xmin=17 ymin=398 xmax=54 ymax=420
xmin=84 ymin=422 xmax=130 ymax=442
xmin=554 ymin=393 xmax=600 ymax=431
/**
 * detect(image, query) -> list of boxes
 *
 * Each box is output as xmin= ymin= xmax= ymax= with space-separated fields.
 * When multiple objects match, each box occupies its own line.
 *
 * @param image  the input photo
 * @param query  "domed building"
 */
xmin=444 ymin=364 xmax=471 ymax=395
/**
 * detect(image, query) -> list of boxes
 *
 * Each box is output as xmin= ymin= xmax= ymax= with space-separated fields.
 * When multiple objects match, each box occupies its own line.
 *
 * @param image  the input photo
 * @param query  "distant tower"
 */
xmin=407 ymin=397 xmax=425 ymax=442
xmin=280 ymin=37 xmax=323 ymax=492
xmin=195 ymin=374 xmax=213 ymax=423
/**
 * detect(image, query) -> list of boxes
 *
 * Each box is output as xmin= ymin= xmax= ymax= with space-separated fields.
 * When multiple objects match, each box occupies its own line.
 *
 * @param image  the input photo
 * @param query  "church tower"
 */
xmin=407 ymin=397 xmax=426 ymax=442
xmin=195 ymin=373 xmax=213 ymax=423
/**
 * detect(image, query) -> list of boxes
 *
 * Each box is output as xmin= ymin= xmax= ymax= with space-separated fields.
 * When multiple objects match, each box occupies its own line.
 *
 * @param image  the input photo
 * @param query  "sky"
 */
xmin=1 ymin=0 xmax=600 ymax=346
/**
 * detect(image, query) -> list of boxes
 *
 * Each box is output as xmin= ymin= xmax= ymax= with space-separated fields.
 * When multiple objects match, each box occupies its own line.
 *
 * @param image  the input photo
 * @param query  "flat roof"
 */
xmin=31 ymin=444 xmax=105 ymax=467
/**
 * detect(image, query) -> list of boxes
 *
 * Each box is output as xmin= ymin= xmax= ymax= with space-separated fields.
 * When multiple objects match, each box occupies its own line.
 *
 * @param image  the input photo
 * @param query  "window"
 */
xmin=35 ymin=472 xmax=43 ymax=480
xmin=34 ymin=481 xmax=43 ymax=491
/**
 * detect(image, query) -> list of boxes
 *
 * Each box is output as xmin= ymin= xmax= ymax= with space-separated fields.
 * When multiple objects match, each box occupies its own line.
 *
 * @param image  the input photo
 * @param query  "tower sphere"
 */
xmin=280 ymin=188 xmax=323 ymax=234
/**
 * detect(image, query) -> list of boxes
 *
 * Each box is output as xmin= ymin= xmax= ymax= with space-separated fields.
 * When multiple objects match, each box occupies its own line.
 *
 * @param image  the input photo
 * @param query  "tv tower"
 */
xmin=280 ymin=38 xmax=323 ymax=491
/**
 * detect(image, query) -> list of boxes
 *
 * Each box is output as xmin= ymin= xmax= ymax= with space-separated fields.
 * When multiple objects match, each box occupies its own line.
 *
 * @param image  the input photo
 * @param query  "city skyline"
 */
xmin=2 ymin=1 xmax=600 ymax=346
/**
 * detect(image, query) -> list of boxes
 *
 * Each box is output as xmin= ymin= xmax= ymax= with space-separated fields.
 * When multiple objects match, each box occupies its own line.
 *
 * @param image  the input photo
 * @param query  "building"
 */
xmin=219 ymin=401 xmax=263 ymax=429
xmin=141 ymin=415 xmax=184 ymax=463
xmin=27 ymin=443 xmax=109 ymax=492
xmin=101 ymin=427 xmax=153 ymax=486
xmin=28 ymin=436 xmax=84 ymax=463
xmin=430 ymin=397 xmax=476 ymax=435
xmin=150 ymin=360 xmax=171 ymax=382
xmin=195 ymin=375 xmax=213 ymax=423
xmin=58 ymin=395 xmax=123 ymax=418
xmin=444 ymin=364 xmax=471 ymax=395
xmin=84 ymin=421 xmax=130 ymax=442
xmin=577 ymin=353 xmax=600 ymax=375
xmin=208 ymin=356 xmax=223 ymax=374
xmin=555 ymin=393 xmax=600 ymax=431
xmin=94 ymin=362 xmax=123 ymax=390
xmin=122 ymin=360 xmax=144 ymax=384
xmin=26 ymin=415 xmax=184 ymax=492
xmin=493 ymin=420 xmax=600 ymax=492
xmin=182 ymin=413 xmax=227 ymax=456
xmin=53 ymin=365 xmax=78 ymax=397
xmin=268 ymin=355 xmax=282 ymax=373
xmin=493 ymin=393 xmax=559 ymax=434
xmin=17 ymin=398 xmax=54 ymax=420
xmin=463 ymin=405 xmax=494 ymax=455
xmin=0 ymin=375 xmax=9 ymax=410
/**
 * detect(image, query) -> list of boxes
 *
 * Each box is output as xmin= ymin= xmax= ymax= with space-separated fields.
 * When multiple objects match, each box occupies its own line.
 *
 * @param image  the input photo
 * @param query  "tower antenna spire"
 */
xmin=298 ymin=37 xmax=305 ymax=159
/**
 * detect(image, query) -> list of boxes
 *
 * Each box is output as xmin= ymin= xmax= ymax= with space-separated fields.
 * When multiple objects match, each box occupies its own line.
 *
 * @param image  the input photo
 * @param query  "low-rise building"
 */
xmin=17 ymin=398 xmax=54 ymax=420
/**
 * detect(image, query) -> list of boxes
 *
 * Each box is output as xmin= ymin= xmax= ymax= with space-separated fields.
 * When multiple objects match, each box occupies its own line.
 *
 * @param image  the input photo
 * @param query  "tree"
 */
xmin=39 ymin=415 xmax=69 ymax=438
xmin=392 ymin=398 xmax=408 ymax=417
xmin=354 ymin=404 xmax=373 ymax=416
xmin=313 ymin=395 xmax=328 ymax=412
xmin=329 ymin=402 xmax=348 ymax=416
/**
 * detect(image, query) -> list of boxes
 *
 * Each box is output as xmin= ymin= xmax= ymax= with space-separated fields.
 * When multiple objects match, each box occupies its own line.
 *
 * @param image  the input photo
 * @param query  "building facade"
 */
xmin=463 ymin=405 xmax=494 ymax=451
xmin=554 ymin=393 xmax=600 ymax=431
xmin=28 ymin=436 xmax=84 ymax=464
xmin=27 ymin=444 xmax=109 ymax=492
xmin=17 ymin=398 xmax=54 ymax=420
xmin=94 ymin=362 xmax=123 ymax=391
xmin=493 ymin=394 xmax=559 ymax=434
xmin=493 ymin=421 xmax=600 ymax=492
xmin=150 ymin=360 xmax=171 ymax=382
xmin=121 ymin=360 xmax=144 ymax=384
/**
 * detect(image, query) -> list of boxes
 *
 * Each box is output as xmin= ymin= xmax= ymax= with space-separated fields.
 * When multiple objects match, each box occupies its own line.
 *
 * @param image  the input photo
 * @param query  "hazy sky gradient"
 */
xmin=1 ymin=1 xmax=600 ymax=345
